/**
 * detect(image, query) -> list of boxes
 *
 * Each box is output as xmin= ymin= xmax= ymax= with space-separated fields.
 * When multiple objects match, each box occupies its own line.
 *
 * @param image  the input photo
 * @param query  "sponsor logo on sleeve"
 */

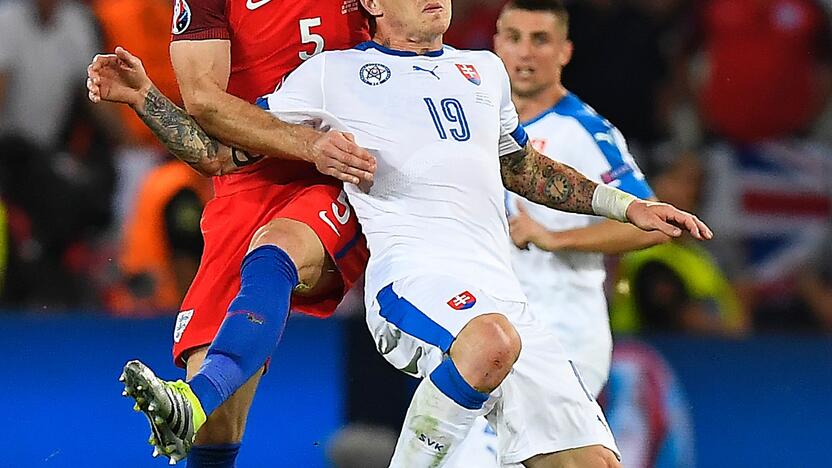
xmin=601 ymin=164 xmax=634 ymax=184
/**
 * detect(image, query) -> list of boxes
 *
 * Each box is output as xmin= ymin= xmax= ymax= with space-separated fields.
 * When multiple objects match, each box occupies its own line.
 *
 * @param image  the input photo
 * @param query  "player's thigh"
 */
xmin=254 ymin=183 xmax=365 ymax=299
xmin=486 ymin=320 xmax=619 ymax=466
xmin=185 ymin=346 xmax=263 ymax=444
xmin=366 ymin=274 xmax=508 ymax=379
xmin=522 ymin=444 xmax=620 ymax=468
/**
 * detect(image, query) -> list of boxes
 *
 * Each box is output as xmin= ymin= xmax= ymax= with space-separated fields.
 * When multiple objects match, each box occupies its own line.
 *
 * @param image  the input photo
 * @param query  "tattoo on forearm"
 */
xmin=138 ymin=86 xmax=221 ymax=170
xmin=499 ymin=142 xmax=597 ymax=214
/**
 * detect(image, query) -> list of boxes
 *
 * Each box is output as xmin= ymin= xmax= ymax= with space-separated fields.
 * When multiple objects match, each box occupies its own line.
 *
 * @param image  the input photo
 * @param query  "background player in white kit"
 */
xmin=450 ymin=1 xmax=673 ymax=465
xmin=87 ymin=0 xmax=712 ymax=465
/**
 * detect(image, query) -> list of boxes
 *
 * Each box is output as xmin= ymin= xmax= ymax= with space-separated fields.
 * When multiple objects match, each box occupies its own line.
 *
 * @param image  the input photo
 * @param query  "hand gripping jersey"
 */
xmin=258 ymin=42 xmax=530 ymax=303
xmin=170 ymin=0 xmax=370 ymax=195
xmin=505 ymin=92 xmax=654 ymax=389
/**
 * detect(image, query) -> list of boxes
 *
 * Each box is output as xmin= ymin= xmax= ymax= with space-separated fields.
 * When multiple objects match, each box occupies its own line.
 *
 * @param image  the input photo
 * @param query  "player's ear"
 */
xmin=360 ymin=0 xmax=382 ymax=18
xmin=560 ymin=40 xmax=574 ymax=67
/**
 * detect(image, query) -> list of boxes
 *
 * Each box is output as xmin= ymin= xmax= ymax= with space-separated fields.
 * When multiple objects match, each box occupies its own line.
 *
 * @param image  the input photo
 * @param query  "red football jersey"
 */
xmin=170 ymin=0 xmax=370 ymax=195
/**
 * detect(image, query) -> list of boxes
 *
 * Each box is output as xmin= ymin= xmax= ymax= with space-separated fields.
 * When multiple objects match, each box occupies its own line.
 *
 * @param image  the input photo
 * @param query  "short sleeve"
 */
xmin=492 ymin=53 xmax=528 ymax=156
xmin=170 ymin=0 xmax=230 ymax=41
xmin=256 ymin=53 xmax=326 ymax=116
xmin=601 ymin=128 xmax=654 ymax=199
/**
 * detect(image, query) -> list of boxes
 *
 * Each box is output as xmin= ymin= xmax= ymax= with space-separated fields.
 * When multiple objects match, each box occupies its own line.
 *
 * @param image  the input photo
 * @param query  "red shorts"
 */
xmin=171 ymin=178 xmax=368 ymax=367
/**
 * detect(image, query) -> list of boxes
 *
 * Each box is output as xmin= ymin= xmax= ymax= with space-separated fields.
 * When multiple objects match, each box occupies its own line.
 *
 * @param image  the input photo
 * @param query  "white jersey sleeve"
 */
xmin=255 ymin=53 xmax=326 ymax=117
xmin=492 ymin=53 xmax=529 ymax=156
xmin=253 ymin=53 xmax=351 ymax=134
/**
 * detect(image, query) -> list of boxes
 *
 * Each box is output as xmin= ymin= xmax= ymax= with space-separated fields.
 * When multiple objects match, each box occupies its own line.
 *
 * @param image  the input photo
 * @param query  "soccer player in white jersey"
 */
xmin=87 ymin=0 xmax=712 ymax=465
xmin=448 ymin=1 xmax=673 ymax=465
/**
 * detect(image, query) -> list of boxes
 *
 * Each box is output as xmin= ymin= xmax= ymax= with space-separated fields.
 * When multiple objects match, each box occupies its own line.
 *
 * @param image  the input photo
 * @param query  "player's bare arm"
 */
xmin=509 ymin=200 xmax=670 ymax=253
xmin=87 ymin=49 xmax=238 ymax=176
xmin=89 ymin=47 xmax=374 ymax=183
xmin=500 ymin=141 xmax=714 ymax=240
xmin=171 ymin=41 xmax=376 ymax=184
xmin=140 ymin=86 xmax=238 ymax=176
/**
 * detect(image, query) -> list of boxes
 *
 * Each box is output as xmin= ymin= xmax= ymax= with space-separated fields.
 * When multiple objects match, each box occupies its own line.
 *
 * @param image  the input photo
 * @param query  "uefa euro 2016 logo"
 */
xmin=172 ymin=0 xmax=192 ymax=35
xmin=360 ymin=63 xmax=392 ymax=86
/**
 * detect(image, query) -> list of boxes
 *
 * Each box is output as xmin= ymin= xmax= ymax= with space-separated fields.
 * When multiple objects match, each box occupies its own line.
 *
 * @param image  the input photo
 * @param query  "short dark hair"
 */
xmin=503 ymin=0 xmax=570 ymax=31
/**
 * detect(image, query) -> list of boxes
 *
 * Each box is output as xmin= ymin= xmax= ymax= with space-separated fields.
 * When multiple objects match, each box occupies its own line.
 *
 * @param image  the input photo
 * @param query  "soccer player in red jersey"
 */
xmin=90 ymin=0 xmax=373 ymax=465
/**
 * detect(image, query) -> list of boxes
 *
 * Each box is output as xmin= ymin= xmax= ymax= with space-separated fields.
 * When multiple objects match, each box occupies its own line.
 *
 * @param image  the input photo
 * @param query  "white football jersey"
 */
xmin=505 ymin=93 xmax=654 ymax=371
xmin=258 ymin=41 xmax=529 ymax=303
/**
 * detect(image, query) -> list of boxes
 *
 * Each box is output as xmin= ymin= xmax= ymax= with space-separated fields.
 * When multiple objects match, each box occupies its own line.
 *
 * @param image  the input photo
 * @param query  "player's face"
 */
xmin=369 ymin=0 xmax=453 ymax=41
xmin=494 ymin=9 xmax=572 ymax=98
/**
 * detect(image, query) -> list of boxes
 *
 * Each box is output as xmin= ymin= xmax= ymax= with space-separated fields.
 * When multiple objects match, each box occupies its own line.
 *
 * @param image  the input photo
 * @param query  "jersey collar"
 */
xmin=521 ymin=92 xmax=579 ymax=126
xmin=354 ymin=41 xmax=445 ymax=57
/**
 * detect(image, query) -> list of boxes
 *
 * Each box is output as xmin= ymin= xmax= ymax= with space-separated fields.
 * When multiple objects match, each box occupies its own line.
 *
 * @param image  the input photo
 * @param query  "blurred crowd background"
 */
xmin=2 ymin=0 xmax=832 ymax=335
xmin=1 ymin=0 xmax=831 ymax=467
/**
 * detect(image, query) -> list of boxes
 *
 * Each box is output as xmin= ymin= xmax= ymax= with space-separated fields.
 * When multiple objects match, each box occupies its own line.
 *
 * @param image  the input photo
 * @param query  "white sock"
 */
xmin=389 ymin=360 xmax=490 ymax=467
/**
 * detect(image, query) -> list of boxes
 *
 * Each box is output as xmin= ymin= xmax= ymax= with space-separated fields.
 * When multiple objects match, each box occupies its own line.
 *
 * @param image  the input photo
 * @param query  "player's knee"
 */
xmin=589 ymin=446 xmax=620 ymax=468
xmin=452 ymin=313 xmax=521 ymax=390
xmin=570 ymin=446 xmax=620 ymax=468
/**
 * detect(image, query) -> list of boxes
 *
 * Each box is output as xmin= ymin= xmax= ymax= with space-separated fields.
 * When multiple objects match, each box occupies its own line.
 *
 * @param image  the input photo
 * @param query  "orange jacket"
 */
xmin=93 ymin=0 xmax=183 ymax=147
xmin=110 ymin=163 xmax=211 ymax=314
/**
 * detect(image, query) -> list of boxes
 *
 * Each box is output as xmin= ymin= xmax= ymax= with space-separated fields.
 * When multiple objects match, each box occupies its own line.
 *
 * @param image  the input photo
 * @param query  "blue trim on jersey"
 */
xmin=525 ymin=93 xmax=654 ymax=199
xmin=354 ymin=41 xmax=445 ymax=57
xmin=334 ymin=229 xmax=362 ymax=260
xmin=255 ymin=96 xmax=269 ymax=110
xmin=376 ymin=284 xmax=455 ymax=353
xmin=510 ymin=125 xmax=529 ymax=148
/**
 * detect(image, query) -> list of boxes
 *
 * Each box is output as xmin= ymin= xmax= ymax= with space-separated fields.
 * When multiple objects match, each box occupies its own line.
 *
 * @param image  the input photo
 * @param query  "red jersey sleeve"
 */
xmin=171 ymin=0 xmax=230 ymax=41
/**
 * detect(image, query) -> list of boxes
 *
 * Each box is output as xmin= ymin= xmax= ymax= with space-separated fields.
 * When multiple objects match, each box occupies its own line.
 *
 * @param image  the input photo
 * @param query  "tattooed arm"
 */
xmin=88 ymin=47 xmax=375 ymax=184
xmin=500 ymin=141 xmax=598 ymax=215
xmin=135 ymin=86 xmax=245 ymax=177
xmin=500 ymin=141 xmax=714 ymax=240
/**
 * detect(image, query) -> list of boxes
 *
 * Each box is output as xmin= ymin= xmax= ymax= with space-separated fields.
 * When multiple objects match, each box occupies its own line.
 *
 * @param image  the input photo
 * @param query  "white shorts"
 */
xmin=366 ymin=275 xmax=619 ymax=465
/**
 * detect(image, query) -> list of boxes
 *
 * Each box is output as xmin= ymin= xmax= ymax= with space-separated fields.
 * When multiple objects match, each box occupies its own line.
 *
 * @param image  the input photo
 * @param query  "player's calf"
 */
xmin=185 ymin=347 xmax=261 ymax=446
xmin=181 ymin=347 xmax=260 ymax=467
xmin=390 ymin=313 xmax=522 ymax=468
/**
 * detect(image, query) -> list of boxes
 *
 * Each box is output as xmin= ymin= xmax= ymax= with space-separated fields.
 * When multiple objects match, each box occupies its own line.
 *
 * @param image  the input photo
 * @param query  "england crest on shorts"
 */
xmin=447 ymin=291 xmax=477 ymax=310
xmin=455 ymin=64 xmax=481 ymax=86
xmin=172 ymin=0 xmax=192 ymax=35
xmin=173 ymin=309 xmax=194 ymax=343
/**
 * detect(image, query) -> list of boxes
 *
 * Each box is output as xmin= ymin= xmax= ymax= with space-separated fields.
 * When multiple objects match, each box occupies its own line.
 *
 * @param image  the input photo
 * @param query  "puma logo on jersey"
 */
xmin=418 ymin=433 xmax=445 ymax=453
xmin=413 ymin=65 xmax=440 ymax=80
xmin=246 ymin=0 xmax=272 ymax=10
